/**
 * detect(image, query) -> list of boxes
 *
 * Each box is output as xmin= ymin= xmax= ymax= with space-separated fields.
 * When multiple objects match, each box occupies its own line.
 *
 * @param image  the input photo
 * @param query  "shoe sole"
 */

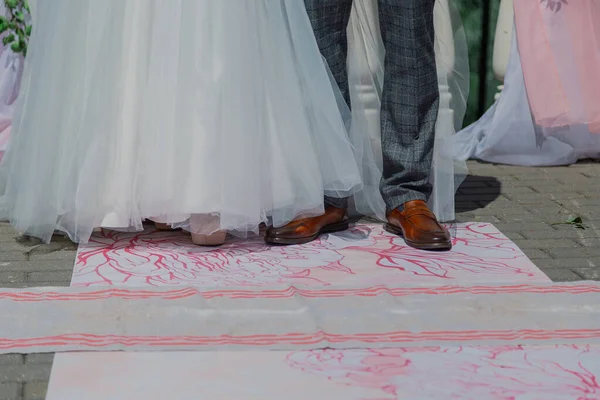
xmin=384 ymin=223 xmax=452 ymax=251
xmin=265 ymin=219 xmax=349 ymax=246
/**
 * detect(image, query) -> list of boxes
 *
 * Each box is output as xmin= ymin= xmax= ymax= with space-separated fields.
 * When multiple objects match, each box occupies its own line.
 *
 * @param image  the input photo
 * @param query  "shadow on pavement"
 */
xmin=455 ymin=175 xmax=502 ymax=212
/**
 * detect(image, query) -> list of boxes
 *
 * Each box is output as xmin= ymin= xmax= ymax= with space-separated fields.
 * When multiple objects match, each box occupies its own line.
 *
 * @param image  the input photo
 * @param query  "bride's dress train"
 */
xmin=0 ymin=0 xmax=369 ymax=243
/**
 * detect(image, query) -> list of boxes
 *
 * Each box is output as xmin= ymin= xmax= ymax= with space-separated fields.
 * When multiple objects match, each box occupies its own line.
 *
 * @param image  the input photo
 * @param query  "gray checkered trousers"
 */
xmin=306 ymin=0 xmax=439 ymax=212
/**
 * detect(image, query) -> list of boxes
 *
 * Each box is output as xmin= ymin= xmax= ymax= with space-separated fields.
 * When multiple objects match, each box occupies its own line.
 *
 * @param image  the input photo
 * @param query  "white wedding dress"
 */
xmin=0 ymin=0 xmax=371 ymax=243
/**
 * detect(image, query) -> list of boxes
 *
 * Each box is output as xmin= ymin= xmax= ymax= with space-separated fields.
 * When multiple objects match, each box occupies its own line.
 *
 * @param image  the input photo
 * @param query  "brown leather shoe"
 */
xmin=265 ymin=206 xmax=348 ymax=245
xmin=385 ymin=200 xmax=452 ymax=251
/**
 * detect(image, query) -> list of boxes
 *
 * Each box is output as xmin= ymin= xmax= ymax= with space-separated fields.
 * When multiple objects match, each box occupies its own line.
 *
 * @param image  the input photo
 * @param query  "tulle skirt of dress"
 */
xmin=0 ymin=0 xmax=365 ymax=243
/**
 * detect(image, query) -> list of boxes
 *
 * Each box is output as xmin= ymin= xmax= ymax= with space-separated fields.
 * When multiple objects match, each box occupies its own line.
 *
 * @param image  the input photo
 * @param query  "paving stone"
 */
xmin=473 ymin=197 xmax=517 ymax=207
xmin=502 ymin=192 xmax=574 ymax=202
xmin=453 ymin=194 xmax=504 ymax=203
xmin=492 ymin=222 xmax=552 ymax=232
xmin=456 ymin=216 xmax=503 ymax=225
xmin=0 ymin=225 xmax=19 ymax=235
xmin=0 ymin=382 xmax=20 ymax=400
xmin=563 ymin=198 xmax=600 ymax=206
xmin=476 ymin=196 xmax=530 ymax=208
xmin=11 ymin=281 xmax=70 ymax=288
xmin=0 ymin=233 xmax=19 ymax=243
xmin=531 ymin=185 xmax=594 ymax=195
xmin=533 ymin=258 xmax=600 ymax=269
xmin=0 ymin=355 xmax=24 ymax=366
xmin=0 ymin=364 xmax=50 ymax=383
xmin=573 ymin=268 xmax=600 ymax=280
xmin=523 ymin=204 xmax=576 ymax=215
xmin=502 ymin=178 xmax=564 ymax=187
xmin=0 ymin=239 xmax=40 ymax=252
xmin=28 ymin=250 xmax=76 ymax=262
xmin=27 ymin=241 xmax=78 ymax=255
xmin=0 ymin=260 xmax=76 ymax=273
xmin=475 ymin=165 xmax=533 ymax=174
xmin=460 ymin=174 xmax=498 ymax=182
xmin=520 ymin=228 xmax=599 ymax=240
xmin=502 ymin=232 xmax=525 ymax=241
xmin=1 ymin=282 xmax=29 ymax=288
xmin=506 ymin=197 xmax=566 ymax=207
xmin=498 ymin=213 xmax=571 ymax=224
xmin=516 ymin=201 xmax=567 ymax=211
xmin=563 ymin=200 xmax=600 ymax=209
xmin=0 ymin=271 xmax=25 ymax=284
xmin=24 ymin=355 xmax=54 ymax=365
xmin=454 ymin=203 xmax=480 ymax=213
xmin=512 ymin=239 xmax=579 ymax=249
xmin=546 ymin=247 xmax=600 ymax=259
xmin=577 ymin=238 xmax=600 ymax=247
xmin=457 ymin=180 xmax=489 ymax=189
xmin=555 ymin=176 xmax=597 ymax=186
xmin=521 ymin=248 xmax=551 ymax=260
xmin=23 ymin=381 xmax=48 ymax=400
xmin=0 ymin=252 xmax=27 ymax=262
xmin=580 ymin=168 xmax=600 ymax=176
xmin=540 ymin=268 xmax=583 ymax=282
xmin=27 ymin=270 xmax=73 ymax=283
xmin=495 ymin=186 xmax=537 ymax=195
xmin=456 ymin=187 xmax=503 ymax=199
xmin=473 ymin=207 xmax=531 ymax=217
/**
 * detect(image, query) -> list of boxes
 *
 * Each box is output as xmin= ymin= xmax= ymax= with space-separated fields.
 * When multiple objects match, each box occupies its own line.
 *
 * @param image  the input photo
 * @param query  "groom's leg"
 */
xmin=304 ymin=0 xmax=353 ymax=104
xmin=304 ymin=0 xmax=353 ymax=209
xmin=378 ymin=0 xmax=452 ymax=251
xmin=378 ymin=0 xmax=438 ymax=211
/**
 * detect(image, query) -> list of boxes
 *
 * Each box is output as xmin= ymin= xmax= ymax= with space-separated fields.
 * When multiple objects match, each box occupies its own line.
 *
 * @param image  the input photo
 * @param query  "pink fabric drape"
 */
xmin=514 ymin=0 xmax=600 ymax=134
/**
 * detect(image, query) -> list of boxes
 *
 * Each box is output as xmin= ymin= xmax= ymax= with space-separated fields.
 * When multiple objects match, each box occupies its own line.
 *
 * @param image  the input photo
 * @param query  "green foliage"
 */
xmin=455 ymin=0 xmax=501 ymax=127
xmin=0 ymin=0 xmax=30 ymax=56
xmin=552 ymin=216 xmax=587 ymax=230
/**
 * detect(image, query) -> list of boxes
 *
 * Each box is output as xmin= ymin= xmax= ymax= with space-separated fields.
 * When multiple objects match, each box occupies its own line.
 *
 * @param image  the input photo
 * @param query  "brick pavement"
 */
xmin=0 ymin=160 xmax=599 ymax=399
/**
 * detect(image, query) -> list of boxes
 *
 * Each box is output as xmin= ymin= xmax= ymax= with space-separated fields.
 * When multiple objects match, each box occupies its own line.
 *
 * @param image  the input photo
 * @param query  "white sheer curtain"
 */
xmin=450 ymin=1 xmax=600 ymax=166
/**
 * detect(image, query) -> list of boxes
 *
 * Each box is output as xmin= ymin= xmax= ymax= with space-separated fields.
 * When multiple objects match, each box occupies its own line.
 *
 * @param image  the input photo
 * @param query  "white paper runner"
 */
xmin=46 ymin=346 xmax=600 ymax=400
xmin=3 ymin=283 xmax=600 ymax=353
xmin=72 ymin=223 xmax=549 ymax=287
